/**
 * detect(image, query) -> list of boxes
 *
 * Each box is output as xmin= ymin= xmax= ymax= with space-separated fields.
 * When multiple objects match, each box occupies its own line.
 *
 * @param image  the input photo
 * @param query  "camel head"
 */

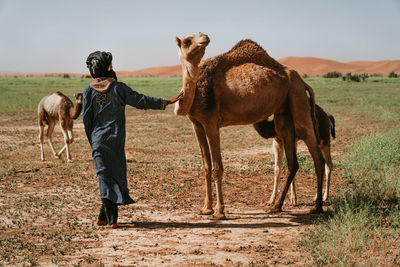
xmin=174 ymin=33 xmax=209 ymax=116
xmin=176 ymin=32 xmax=209 ymax=68
xmin=74 ymin=92 xmax=83 ymax=105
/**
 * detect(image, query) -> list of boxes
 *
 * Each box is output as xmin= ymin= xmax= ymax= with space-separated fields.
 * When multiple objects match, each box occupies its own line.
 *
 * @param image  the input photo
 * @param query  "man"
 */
xmin=82 ymin=51 xmax=181 ymax=228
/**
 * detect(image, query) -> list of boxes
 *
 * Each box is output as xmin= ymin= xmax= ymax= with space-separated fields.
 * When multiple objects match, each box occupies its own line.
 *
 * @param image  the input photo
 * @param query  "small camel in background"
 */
xmin=254 ymin=104 xmax=335 ymax=205
xmin=37 ymin=91 xmax=83 ymax=162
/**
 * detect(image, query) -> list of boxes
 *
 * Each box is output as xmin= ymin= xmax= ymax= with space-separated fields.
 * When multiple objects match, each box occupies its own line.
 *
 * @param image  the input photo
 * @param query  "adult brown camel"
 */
xmin=174 ymin=33 xmax=325 ymax=219
xmin=38 ymin=91 xmax=83 ymax=162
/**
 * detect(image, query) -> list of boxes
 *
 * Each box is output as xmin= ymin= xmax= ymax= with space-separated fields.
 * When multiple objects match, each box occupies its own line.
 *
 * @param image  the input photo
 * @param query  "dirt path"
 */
xmin=66 ymin=205 xmax=316 ymax=266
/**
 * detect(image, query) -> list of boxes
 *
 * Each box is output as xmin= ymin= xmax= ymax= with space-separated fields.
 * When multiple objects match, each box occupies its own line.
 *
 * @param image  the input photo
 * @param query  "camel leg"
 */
xmin=302 ymin=134 xmax=325 ymax=213
xmin=204 ymin=125 xmax=225 ymax=220
xmin=289 ymin=141 xmax=298 ymax=205
xmin=58 ymin=119 xmax=72 ymax=162
xmin=322 ymin=146 xmax=333 ymax=201
xmin=192 ymin=120 xmax=213 ymax=215
xmin=289 ymin=178 xmax=297 ymax=205
xmin=57 ymin=122 xmax=73 ymax=159
xmin=58 ymin=144 xmax=67 ymax=156
xmin=39 ymin=123 xmax=46 ymax=161
xmin=46 ymin=121 xmax=59 ymax=158
xmin=271 ymin=113 xmax=298 ymax=213
xmin=268 ymin=138 xmax=283 ymax=205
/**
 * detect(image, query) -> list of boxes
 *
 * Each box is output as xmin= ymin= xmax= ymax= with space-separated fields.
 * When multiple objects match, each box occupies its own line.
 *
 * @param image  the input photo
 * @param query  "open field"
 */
xmin=0 ymin=77 xmax=399 ymax=266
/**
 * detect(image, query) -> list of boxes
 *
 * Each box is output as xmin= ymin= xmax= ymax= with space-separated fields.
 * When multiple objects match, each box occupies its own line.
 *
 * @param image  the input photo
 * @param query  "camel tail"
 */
xmin=328 ymin=114 xmax=336 ymax=139
xmin=253 ymin=119 xmax=277 ymax=139
xmin=305 ymin=84 xmax=321 ymax=143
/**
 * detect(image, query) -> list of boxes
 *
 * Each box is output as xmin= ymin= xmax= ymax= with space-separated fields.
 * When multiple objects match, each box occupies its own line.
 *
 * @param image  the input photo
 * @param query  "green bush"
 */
xmin=359 ymin=73 xmax=369 ymax=81
xmin=323 ymin=71 xmax=342 ymax=78
xmin=388 ymin=71 xmax=398 ymax=78
xmin=342 ymin=72 xmax=366 ymax=82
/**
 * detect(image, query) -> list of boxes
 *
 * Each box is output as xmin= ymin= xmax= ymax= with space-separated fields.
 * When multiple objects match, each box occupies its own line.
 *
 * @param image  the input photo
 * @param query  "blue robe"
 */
xmin=82 ymin=81 xmax=165 ymax=205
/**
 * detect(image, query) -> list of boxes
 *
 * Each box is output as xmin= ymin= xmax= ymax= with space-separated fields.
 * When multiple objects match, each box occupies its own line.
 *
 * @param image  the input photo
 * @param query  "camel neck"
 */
xmin=183 ymin=63 xmax=198 ymax=80
xmin=70 ymin=103 xmax=83 ymax=120
xmin=174 ymin=63 xmax=199 ymax=116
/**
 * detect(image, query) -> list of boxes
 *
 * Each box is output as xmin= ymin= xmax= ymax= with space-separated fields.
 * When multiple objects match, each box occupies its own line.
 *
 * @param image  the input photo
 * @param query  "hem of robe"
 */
xmin=100 ymin=196 xmax=136 ymax=206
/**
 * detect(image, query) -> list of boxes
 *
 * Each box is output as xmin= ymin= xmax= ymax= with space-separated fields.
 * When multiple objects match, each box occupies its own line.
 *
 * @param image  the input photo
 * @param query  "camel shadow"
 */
xmin=118 ymin=210 xmax=318 ymax=230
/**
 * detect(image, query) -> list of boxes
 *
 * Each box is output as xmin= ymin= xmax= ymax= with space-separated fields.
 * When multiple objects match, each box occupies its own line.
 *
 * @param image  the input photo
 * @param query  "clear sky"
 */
xmin=0 ymin=0 xmax=399 ymax=73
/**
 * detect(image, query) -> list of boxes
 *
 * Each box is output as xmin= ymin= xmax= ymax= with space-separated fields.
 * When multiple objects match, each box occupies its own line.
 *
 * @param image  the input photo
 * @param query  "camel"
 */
xmin=254 ymin=105 xmax=335 ymax=205
xmin=38 ymin=91 xmax=83 ymax=162
xmin=174 ymin=32 xmax=326 ymax=220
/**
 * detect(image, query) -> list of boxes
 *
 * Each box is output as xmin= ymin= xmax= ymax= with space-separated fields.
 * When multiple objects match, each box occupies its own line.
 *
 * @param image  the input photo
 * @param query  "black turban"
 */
xmin=86 ymin=51 xmax=117 ymax=80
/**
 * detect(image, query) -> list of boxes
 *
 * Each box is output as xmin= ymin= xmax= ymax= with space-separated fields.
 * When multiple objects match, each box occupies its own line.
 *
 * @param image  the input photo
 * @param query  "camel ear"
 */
xmin=175 ymin=37 xmax=181 ymax=47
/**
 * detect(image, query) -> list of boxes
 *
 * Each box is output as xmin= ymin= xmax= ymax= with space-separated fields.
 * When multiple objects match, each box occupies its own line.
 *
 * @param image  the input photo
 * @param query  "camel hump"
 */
xmin=54 ymin=91 xmax=73 ymax=104
xmin=223 ymin=39 xmax=283 ymax=69
xmin=55 ymin=91 xmax=66 ymax=97
xmin=227 ymin=39 xmax=269 ymax=57
xmin=196 ymin=38 xmax=286 ymax=113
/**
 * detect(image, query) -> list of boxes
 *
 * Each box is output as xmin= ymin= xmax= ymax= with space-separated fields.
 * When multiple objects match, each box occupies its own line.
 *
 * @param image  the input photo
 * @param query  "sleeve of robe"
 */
xmin=115 ymin=82 xmax=166 ymax=110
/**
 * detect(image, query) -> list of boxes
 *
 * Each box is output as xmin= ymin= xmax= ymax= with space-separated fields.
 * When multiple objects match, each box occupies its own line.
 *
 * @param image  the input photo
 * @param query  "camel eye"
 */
xmin=183 ymin=39 xmax=191 ymax=46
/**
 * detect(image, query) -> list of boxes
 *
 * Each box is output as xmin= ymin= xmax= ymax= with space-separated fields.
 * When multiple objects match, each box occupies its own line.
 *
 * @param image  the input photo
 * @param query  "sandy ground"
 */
xmin=66 ymin=206 xmax=317 ymax=266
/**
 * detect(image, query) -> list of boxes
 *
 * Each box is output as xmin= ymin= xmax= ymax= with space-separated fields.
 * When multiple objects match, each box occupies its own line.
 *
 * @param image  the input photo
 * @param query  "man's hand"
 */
xmin=167 ymin=91 xmax=183 ymax=104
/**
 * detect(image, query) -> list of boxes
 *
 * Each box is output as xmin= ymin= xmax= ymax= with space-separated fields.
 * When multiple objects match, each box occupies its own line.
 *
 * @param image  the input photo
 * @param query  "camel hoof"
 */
xmin=267 ymin=200 xmax=275 ymax=205
xmin=198 ymin=208 xmax=214 ymax=215
xmin=268 ymin=207 xmax=282 ymax=213
xmin=210 ymin=213 xmax=226 ymax=220
xmin=310 ymin=207 xmax=324 ymax=214
xmin=67 ymin=159 xmax=73 ymax=163
xmin=323 ymin=195 xmax=329 ymax=201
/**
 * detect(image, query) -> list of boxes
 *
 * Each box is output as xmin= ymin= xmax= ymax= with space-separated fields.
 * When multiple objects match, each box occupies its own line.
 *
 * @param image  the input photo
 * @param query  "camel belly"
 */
xmin=215 ymin=63 xmax=289 ymax=126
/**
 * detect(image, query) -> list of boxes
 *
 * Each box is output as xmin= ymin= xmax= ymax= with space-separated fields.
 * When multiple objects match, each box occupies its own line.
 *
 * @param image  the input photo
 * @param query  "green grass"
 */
xmin=301 ymin=131 xmax=400 ymax=266
xmin=300 ymin=78 xmax=400 ymax=266
xmin=0 ymin=76 xmax=181 ymax=111
xmin=306 ymin=77 xmax=400 ymax=123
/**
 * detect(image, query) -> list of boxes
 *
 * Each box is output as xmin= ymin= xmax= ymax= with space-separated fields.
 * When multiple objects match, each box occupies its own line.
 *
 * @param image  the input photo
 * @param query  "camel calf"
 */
xmin=254 ymin=104 xmax=335 ymax=205
xmin=38 ymin=91 xmax=83 ymax=162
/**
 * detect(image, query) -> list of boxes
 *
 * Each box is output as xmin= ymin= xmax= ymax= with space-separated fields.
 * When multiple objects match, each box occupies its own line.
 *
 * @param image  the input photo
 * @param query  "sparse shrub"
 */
xmin=388 ymin=71 xmax=398 ymax=78
xmin=323 ymin=71 xmax=342 ymax=78
xmin=342 ymin=72 xmax=363 ymax=82
xmin=351 ymin=75 xmax=360 ymax=82
xmin=302 ymin=73 xmax=308 ymax=78
xmin=63 ymin=73 xmax=70 ymax=79
xmin=359 ymin=73 xmax=369 ymax=81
